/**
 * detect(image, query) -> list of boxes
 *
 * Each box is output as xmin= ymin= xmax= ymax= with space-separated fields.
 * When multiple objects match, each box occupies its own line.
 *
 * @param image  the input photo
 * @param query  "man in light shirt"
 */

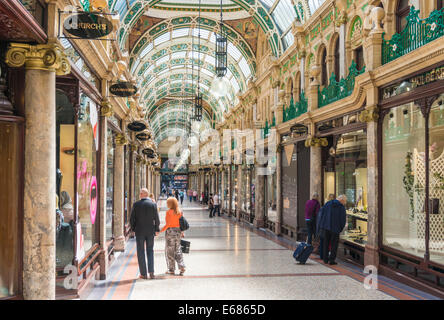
xmin=212 ymin=193 xmax=220 ymax=217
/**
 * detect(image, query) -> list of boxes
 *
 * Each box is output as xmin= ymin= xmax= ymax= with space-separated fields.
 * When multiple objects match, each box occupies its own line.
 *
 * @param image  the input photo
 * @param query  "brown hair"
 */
xmin=166 ymin=197 xmax=180 ymax=215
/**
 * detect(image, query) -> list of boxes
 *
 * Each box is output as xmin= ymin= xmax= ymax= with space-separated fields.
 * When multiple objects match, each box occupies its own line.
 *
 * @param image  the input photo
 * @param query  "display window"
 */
xmin=323 ymin=130 xmax=368 ymax=247
xmin=77 ymin=94 xmax=99 ymax=260
xmin=134 ymin=156 xmax=140 ymax=204
xmin=382 ymin=97 xmax=444 ymax=265
xmin=55 ymin=89 xmax=75 ymax=269
xmin=106 ymin=127 xmax=115 ymax=241
xmin=223 ymin=169 xmax=229 ymax=209
xmin=124 ymin=145 xmax=130 ymax=226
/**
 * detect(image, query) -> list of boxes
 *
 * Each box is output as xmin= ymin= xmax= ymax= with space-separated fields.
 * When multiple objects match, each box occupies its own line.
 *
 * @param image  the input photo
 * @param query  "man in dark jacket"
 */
xmin=130 ymin=188 xmax=160 ymax=279
xmin=317 ymin=194 xmax=347 ymax=265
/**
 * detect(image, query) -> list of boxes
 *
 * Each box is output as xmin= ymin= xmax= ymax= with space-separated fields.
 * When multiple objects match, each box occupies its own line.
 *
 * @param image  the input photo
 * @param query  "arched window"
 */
xmin=438 ymin=0 xmax=444 ymax=10
xmin=290 ymin=79 xmax=294 ymax=101
xmin=334 ymin=36 xmax=340 ymax=81
xmin=396 ymin=0 xmax=410 ymax=32
xmin=320 ymin=48 xmax=327 ymax=87
xmin=354 ymin=46 xmax=364 ymax=71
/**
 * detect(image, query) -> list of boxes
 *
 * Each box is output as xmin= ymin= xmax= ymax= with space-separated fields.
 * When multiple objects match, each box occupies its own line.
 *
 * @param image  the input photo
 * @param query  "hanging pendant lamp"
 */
xmin=215 ymin=0 xmax=227 ymax=77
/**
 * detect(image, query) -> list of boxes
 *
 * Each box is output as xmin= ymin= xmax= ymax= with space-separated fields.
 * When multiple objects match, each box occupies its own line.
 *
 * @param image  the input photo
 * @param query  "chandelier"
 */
xmin=215 ymin=0 xmax=227 ymax=77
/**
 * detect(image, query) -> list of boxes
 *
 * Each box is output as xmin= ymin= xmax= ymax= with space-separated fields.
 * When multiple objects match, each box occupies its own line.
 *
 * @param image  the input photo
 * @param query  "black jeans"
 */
xmin=213 ymin=205 xmax=220 ymax=216
xmin=322 ymin=229 xmax=339 ymax=263
xmin=136 ymin=234 xmax=155 ymax=276
xmin=306 ymin=219 xmax=315 ymax=245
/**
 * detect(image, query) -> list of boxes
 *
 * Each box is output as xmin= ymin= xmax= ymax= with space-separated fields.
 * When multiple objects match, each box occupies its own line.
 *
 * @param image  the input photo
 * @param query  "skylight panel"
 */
xmin=238 ymin=57 xmax=251 ymax=79
xmin=192 ymin=28 xmax=210 ymax=39
xmin=201 ymin=68 xmax=213 ymax=77
xmin=259 ymin=0 xmax=275 ymax=7
xmin=272 ymin=0 xmax=297 ymax=33
xmin=283 ymin=31 xmax=294 ymax=48
xmin=227 ymin=43 xmax=242 ymax=61
xmin=171 ymin=51 xmax=186 ymax=59
xmin=172 ymin=28 xmax=189 ymax=38
xmin=131 ymin=58 xmax=141 ymax=74
xmin=205 ymin=55 xmax=215 ymax=65
xmin=140 ymin=43 xmax=153 ymax=59
xmin=143 ymin=64 xmax=154 ymax=78
xmin=154 ymin=32 xmax=170 ymax=46
xmin=209 ymin=32 xmax=216 ymax=44
xmin=308 ymin=0 xmax=326 ymax=14
xmin=230 ymin=77 xmax=240 ymax=93
xmin=156 ymin=55 xmax=169 ymax=65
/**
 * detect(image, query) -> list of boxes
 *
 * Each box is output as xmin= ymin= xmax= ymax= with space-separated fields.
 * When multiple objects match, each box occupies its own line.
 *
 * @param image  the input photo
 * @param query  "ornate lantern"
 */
xmin=215 ymin=21 xmax=227 ymax=77
xmin=194 ymin=93 xmax=202 ymax=121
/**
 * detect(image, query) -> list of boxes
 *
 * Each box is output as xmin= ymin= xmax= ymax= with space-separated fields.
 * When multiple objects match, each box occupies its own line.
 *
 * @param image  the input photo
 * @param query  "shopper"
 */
xmin=161 ymin=197 xmax=186 ymax=276
xmin=208 ymin=193 xmax=214 ymax=218
xmin=130 ymin=188 xmax=160 ymax=280
xmin=179 ymin=189 xmax=184 ymax=205
xmin=317 ymin=194 xmax=347 ymax=265
xmin=213 ymin=193 xmax=220 ymax=217
xmin=305 ymin=192 xmax=320 ymax=245
xmin=193 ymin=190 xmax=197 ymax=202
xmin=188 ymin=189 xmax=193 ymax=202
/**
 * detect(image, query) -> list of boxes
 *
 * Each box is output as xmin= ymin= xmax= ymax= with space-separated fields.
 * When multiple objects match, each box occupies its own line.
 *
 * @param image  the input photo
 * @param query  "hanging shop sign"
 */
xmin=382 ymin=64 xmax=444 ymax=99
xmin=109 ymin=82 xmax=138 ymax=97
xmin=62 ymin=11 xmax=113 ymax=39
xmin=127 ymin=120 xmax=147 ymax=132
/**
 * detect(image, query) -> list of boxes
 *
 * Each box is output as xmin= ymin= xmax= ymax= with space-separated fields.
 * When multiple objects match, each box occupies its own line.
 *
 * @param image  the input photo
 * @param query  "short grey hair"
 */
xmin=337 ymin=194 xmax=347 ymax=202
xmin=312 ymin=192 xmax=319 ymax=198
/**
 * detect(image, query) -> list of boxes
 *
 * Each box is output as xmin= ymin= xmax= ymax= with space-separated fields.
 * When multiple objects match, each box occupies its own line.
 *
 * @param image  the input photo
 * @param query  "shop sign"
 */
xmin=109 ymin=82 xmax=138 ymax=97
xmin=382 ymin=65 xmax=444 ymax=99
xmin=63 ymin=12 xmax=113 ymax=39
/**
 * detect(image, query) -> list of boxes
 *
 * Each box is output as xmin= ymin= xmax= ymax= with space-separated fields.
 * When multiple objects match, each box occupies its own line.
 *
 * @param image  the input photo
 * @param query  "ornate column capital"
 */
xmin=359 ymin=106 xmax=379 ymax=123
xmin=101 ymin=98 xmax=114 ymax=117
xmin=304 ymin=136 xmax=328 ymax=148
xmin=115 ymin=133 xmax=128 ymax=146
xmin=5 ymin=43 xmax=70 ymax=75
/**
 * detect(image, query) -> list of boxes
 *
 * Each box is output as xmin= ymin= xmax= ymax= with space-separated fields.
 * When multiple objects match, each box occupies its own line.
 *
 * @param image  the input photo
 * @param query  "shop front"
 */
xmin=231 ymin=165 xmax=238 ymax=216
xmin=280 ymin=136 xmax=310 ymax=241
xmin=378 ymin=63 xmax=444 ymax=293
xmin=264 ymin=155 xmax=277 ymax=231
xmin=239 ymin=165 xmax=255 ymax=224
xmin=317 ymin=110 xmax=368 ymax=265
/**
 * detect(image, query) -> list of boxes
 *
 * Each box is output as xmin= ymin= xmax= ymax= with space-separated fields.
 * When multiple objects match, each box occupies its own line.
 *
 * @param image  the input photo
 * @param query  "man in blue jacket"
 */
xmin=317 ymin=194 xmax=347 ymax=265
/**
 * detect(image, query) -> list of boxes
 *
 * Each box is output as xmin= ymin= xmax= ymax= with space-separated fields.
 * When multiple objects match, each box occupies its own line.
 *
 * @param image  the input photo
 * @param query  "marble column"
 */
xmin=310 ymin=146 xmax=322 ymax=201
xmin=113 ymin=134 xmax=126 ymax=252
xmin=98 ymin=110 xmax=108 ymax=280
xmin=339 ymin=22 xmax=346 ymax=78
xmin=254 ymin=166 xmax=265 ymax=228
xmin=6 ymin=43 xmax=70 ymax=300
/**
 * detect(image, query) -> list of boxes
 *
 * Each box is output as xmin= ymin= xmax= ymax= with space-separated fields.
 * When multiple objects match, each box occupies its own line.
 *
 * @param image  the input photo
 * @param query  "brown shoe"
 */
xmin=165 ymin=270 xmax=175 ymax=275
xmin=179 ymin=268 xmax=185 ymax=276
xmin=149 ymin=273 xmax=155 ymax=279
xmin=138 ymin=275 xmax=148 ymax=280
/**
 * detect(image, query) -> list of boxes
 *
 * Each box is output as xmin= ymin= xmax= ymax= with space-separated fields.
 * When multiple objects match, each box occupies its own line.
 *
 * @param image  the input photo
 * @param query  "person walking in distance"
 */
xmin=161 ymin=197 xmax=186 ymax=275
xmin=179 ymin=189 xmax=184 ymax=205
xmin=212 ymin=193 xmax=220 ymax=217
xmin=130 ymin=188 xmax=160 ymax=280
xmin=304 ymin=193 xmax=320 ymax=245
xmin=317 ymin=194 xmax=347 ymax=265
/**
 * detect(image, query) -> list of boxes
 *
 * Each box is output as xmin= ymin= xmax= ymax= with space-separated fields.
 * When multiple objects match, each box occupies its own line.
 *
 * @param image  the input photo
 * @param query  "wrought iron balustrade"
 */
xmin=382 ymin=6 xmax=444 ymax=65
xmin=283 ymin=91 xmax=308 ymax=122
xmin=318 ymin=61 xmax=365 ymax=108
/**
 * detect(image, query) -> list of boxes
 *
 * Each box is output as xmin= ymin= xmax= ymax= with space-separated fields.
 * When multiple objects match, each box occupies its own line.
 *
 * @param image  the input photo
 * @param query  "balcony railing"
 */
xmin=318 ymin=61 xmax=365 ymax=108
xmin=382 ymin=6 xmax=444 ymax=65
xmin=283 ymin=91 xmax=308 ymax=122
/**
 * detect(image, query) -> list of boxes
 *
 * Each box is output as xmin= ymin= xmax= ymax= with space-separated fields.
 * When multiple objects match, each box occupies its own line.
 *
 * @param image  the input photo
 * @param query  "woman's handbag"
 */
xmin=180 ymin=239 xmax=190 ymax=254
xmin=179 ymin=214 xmax=189 ymax=231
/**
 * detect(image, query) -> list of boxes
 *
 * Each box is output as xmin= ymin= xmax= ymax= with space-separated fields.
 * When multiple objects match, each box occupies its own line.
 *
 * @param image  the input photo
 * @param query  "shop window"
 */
xmin=320 ymin=48 xmax=328 ymax=88
xmin=396 ymin=0 xmax=411 ymax=32
xmin=334 ymin=36 xmax=340 ymax=81
xmin=56 ymin=90 xmax=75 ymax=269
xmin=382 ymin=102 xmax=425 ymax=259
xmin=439 ymin=0 xmax=444 ymax=10
xmin=224 ymin=170 xmax=229 ymax=209
xmin=77 ymin=94 xmax=99 ymax=259
xmin=124 ymin=145 xmax=130 ymax=226
xmin=428 ymin=95 xmax=444 ymax=265
xmin=231 ymin=166 xmax=237 ymax=212
xmin=106 ymin=128 xmax=115 ymax=241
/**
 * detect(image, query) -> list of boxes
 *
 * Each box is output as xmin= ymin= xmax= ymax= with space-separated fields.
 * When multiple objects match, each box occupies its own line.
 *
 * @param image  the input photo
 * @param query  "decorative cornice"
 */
xmin=5 ymin=43 xmax=70 ymax=75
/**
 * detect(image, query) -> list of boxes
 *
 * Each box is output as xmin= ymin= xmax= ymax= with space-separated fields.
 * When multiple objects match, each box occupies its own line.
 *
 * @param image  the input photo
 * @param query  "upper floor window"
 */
xmin=320 ymin=48 xmax=327 ymax=88
xmin=334 ymin=36 xmax=340 ymax=81
xmin=396 ymin=0 xmax=410 ymax=32
xmin=354 ymin=46 xmax=364 ymax=71
xmin=438 ymin=0 xmax=444 ymax=10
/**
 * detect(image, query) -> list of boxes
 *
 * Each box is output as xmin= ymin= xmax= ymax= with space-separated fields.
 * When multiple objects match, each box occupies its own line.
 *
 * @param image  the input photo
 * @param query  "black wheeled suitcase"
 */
xmin=293 ymin=242 xmax=313 ymax=264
